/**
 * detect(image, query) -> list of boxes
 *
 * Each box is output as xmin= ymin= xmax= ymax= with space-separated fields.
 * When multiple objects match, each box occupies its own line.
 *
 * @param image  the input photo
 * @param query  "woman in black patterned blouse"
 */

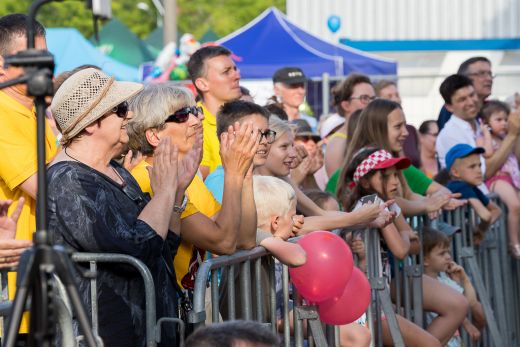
xmin=47 ymin=68 xmax=198 ymax=347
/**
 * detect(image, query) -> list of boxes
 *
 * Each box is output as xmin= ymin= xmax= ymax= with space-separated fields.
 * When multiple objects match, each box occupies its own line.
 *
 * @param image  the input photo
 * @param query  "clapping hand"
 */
xmin=290 ymin=155 xmax=313 ymax=185
xmin=220 ymin=122 xmax=259 ymax=178
xmin=177 ymin=129 xmax=203 ymax=192
xmin=289 ymin=145 xmax=308 ymax=170
xmin=147 ymin=137 xmax=179 ymax=199
xmin=122 ymin=150 xmax=144 ymax=172
xmin=0 ymin=199 xmax=32 ymax=268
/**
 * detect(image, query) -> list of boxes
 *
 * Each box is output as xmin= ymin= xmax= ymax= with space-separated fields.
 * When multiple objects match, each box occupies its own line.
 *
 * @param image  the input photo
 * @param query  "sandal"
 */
xmin=509 ymin=244 xmax=520 ymax=260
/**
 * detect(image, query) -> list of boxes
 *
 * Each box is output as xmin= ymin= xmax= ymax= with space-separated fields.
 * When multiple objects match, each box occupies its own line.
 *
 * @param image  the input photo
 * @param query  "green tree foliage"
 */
xmin=178 ymin=0 xmax=285 ymax=39
xmin=0 ymin=0 xmax=285 ymax=40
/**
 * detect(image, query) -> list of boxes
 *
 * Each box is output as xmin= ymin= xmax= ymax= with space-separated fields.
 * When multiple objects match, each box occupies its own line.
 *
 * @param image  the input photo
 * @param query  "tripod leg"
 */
xmin=4 ymin=250 xmax=35 ymax=347
xmin=28 ymin=265 xmax=53 ymax=347
xmin=52 ymin=247 xmax=98 ymax=347
xmin=4 ymin=286 xmax=31 ymax=347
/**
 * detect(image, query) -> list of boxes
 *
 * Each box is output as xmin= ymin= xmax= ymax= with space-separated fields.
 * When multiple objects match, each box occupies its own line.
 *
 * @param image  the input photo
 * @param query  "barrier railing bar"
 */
xmin=294 ymin=305 xmax=328 ymax=347
xmin=254 ymin=258 xmax=263 ymax=321
xmin=294 ymin=291 xmax=304 ymax=347
xmin=89 ymin=261 xmax=98 ymax=336
xmin=71 ymin=252 xmax=157 ymax=347
xmin=240 ymin=260 xmax=252 ymax=320
xmin=410 ymin=264 xmax=423 ymax=327
xmin=210 ymin=270 xmax=219 ymax=323
xmin=460 ymin=247 xmax=504 ymax=347
xmin=393 ymin=260 xmax=401 ymax=315
xmin=402 ymin=260 xmax=412 ymax=321
xmin=268 ymin=258 xmax=277 ymax=336
xmin=190 ymin=247 xmax=269 ymax=327
xmin=227 ymin=265 xmax=236 ymax=320
xmin=282 ymin=264 xmax=291 ymax=347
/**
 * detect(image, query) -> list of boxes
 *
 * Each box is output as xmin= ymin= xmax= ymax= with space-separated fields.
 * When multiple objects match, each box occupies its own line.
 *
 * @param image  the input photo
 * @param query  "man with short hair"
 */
xmin=272 ymin=66 xmax=317 ymax=130
xmin=0 ymin=13 xmax=58 ymax=335
xmin=204 ymin=100 xmax=273 ymax=203
xmin=187 ymin=45 xmax=241 ymax=178
xmin=436 ymin=74 xmax=520 ymax=190
xmin=437 ymin=57 xmax=494 ymax=130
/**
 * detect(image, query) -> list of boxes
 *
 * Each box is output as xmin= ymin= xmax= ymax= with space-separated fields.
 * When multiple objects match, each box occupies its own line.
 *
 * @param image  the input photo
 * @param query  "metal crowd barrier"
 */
xmin=188 ymin=245 xmax=336 ymax=347
xmin=0 ymin=253 xmax=183 ymax=347
xmin=0 ymin=198 xmax=519 ymax=347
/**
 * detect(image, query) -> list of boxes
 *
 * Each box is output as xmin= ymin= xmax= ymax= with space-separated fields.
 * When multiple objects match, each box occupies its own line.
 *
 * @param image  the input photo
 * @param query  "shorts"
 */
xmin=486 ymin=174 xmax=514 ymax=190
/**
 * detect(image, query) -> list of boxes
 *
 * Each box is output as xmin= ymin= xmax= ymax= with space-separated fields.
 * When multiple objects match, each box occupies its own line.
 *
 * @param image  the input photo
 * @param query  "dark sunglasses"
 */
xmin=111 ymin=101 xmax=129 ymax=118
xmin=165 ymin=106 xmax=204 ymax=123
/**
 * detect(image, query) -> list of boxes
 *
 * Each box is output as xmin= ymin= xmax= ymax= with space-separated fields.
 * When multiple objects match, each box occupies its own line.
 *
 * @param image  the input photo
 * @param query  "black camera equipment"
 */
xmin=0 ymin=0 xmax=110 ymax=345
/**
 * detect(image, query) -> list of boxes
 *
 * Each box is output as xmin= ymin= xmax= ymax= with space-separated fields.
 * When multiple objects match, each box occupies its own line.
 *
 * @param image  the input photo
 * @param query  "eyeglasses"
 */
xmin=111 ymin=101 xmax=129 ymax=119
xmin=259 ymin=129 xmax=277 ymax=144
xmin=349 ymin=95 xmax=377 ymax=104
xmin=467 ymin=71 xmax=495 ymax=79
xmin=165 ymin=106 xmax=204 ymax=123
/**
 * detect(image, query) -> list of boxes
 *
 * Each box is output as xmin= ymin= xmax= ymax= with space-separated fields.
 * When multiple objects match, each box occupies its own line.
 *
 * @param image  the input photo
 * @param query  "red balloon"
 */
xmin=318 ymin=267 xmax=371 ymax=325
xmin=289 ymin=231 xmax=353 ymax=302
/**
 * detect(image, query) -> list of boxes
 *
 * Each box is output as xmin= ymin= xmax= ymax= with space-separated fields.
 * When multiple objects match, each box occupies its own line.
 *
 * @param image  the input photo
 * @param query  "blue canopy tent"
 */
xmin=46 ymin=28 xmax=140 ymax=81
xmin=217 ymin=7 xmax=396 ymax=79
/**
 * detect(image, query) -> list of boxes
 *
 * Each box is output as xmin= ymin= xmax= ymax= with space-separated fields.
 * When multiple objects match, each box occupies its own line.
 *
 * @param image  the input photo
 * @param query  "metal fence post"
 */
xmin=321 ymin=73 xmax=330 ymax=116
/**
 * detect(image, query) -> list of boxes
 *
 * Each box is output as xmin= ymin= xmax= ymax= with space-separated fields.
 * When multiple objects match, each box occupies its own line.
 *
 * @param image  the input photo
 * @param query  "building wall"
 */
xmin=287 ymin=0 xmax=520 ymax=43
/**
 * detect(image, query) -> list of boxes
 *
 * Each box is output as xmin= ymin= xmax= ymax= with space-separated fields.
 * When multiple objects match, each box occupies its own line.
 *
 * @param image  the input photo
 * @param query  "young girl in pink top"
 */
xmin=477 ymin=100 xmax=520 ymax=258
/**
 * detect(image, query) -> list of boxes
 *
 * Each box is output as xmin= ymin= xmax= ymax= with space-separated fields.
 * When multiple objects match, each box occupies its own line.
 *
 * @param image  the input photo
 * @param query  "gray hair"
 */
xmin=127 ymin=83 xmax=195 ymax=155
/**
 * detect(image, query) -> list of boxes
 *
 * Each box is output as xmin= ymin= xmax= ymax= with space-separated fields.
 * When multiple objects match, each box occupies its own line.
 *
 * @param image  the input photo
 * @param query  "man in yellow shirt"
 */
xmin=187 ymin=46 xmax=242 ymax=178
xmin=0 ymin=14 xmax=58 ymax=334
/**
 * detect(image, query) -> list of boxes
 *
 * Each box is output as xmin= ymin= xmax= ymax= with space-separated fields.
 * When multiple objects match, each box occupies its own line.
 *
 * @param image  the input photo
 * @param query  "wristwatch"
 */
xmin=173 ymin=195 xmax=188 ymax=214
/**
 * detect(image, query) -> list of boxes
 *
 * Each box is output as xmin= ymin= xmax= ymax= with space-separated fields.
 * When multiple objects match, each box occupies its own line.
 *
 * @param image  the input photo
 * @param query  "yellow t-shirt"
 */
xmin=131 ymin=160 xmax=221 ymax=289
xmin=199 ymin=102 xmax=222 ymax=174
xmin=0 ymin=91 xmax=58 ymax=332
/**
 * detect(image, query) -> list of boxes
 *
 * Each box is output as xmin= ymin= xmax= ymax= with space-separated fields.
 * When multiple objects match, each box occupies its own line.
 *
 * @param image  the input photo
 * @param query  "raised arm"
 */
xmin=380 ymin=215 xmax=411 ymax=259
xmin=237 ymin=165 xmax=257 ymax=249
xmin=180 ymin=122 xmax=259 ymax=254
xmin=260 ymin=237 xmax=306 ymax=267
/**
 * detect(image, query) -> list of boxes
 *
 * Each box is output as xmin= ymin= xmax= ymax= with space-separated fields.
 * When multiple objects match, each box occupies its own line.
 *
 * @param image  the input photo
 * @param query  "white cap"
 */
xmin=319 ymin=114 xmax=345 ymax=138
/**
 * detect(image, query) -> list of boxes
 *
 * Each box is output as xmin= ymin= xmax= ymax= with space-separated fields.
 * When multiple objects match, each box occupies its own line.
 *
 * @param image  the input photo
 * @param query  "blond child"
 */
xmin=445 ymin=144 xmax=502 ymax=245
xmin=423 ymin=227 xmax=486 ymax=346
xmin=253 ymin=175 xmax=371 ymax=347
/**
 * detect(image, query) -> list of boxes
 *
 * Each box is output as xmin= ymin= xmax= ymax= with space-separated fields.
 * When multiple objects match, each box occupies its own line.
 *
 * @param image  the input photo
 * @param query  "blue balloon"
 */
xmin=327 ymin=15 xmax=341 ymax=33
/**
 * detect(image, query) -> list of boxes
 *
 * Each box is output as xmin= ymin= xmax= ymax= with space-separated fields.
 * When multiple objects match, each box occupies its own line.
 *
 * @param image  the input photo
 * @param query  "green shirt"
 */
xmin=325 ymin=164 xmax=432 ymax=197
xmin=402 ymin=164 xmax=432 ymax=196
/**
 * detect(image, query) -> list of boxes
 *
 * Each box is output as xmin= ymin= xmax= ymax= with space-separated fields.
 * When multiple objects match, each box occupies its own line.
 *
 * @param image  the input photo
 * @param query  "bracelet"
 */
xmin=173 ymin=195 xmax=188 ymax=214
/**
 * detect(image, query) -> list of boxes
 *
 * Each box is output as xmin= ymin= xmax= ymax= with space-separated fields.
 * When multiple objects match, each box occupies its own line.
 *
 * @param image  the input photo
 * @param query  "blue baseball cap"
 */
xmin=445 ymin=144 xmax=485 ymax=171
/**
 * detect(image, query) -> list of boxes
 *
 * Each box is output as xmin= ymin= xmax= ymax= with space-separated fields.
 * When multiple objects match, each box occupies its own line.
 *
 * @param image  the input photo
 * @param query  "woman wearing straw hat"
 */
xmin=47 ymin=68 xmax=193 ymax=346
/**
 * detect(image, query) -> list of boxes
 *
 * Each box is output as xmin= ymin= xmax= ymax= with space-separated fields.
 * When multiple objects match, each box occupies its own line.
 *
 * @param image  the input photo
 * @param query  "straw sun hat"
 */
xmin=51 ymin=68 xmax=143 ymax=143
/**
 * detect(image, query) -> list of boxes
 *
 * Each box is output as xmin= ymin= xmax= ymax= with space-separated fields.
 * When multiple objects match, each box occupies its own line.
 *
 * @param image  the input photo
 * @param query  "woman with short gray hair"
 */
xmin=127 ymin=82 xmax=260 ymax=292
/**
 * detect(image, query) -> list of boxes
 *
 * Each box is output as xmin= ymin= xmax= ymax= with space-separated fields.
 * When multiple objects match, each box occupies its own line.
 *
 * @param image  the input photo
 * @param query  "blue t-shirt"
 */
xmin=447 ymin=180 xmax=490 ymax=206
xmin=205 ymin=165 xmax=225 ymax=204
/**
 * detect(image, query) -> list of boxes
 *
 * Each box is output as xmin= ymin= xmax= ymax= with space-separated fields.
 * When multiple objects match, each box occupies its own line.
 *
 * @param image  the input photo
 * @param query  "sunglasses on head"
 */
xmin=111 ymin=101 xmax=129 ymax=119
xmin=165 ymin=106 xmax=204 ymax=123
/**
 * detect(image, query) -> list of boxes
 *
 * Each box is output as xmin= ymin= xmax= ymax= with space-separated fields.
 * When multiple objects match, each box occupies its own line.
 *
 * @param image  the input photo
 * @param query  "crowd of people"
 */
xmin=0 ymin=12 xmax=519 ymax=347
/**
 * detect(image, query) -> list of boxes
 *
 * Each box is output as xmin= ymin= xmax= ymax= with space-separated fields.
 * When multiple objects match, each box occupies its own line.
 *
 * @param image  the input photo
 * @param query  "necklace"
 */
xmin=64 ymin=147 xmax=126 ymax=187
